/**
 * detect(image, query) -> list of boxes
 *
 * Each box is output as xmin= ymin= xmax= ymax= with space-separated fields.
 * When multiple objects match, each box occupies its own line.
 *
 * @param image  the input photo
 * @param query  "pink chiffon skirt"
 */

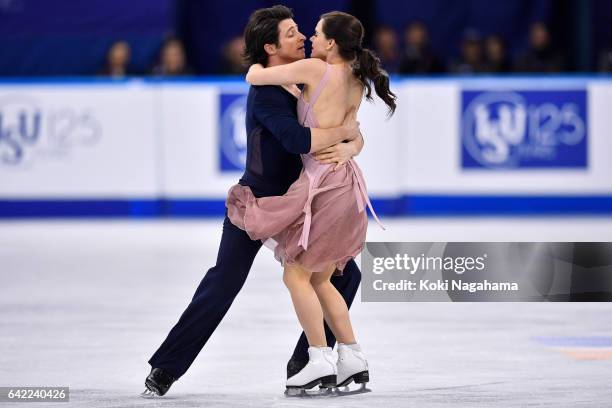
xmin=226 ymin=156 xmax=372 ymax=275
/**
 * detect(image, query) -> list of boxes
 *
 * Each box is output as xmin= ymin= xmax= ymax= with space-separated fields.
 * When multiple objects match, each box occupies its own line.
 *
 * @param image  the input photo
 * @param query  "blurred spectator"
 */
xmin=598 ymin=46 xmax=612 ymax=72
xmin=151 ymin=38 xmax=193 ymax=76
xmin=450 ymin=29 xmax=486 ymax=74
xmin=483 ymin=35 xmax=512 ymax=73
xmin=398 ymin=21 xmax=445 ymax=74
xmin=515 ymin=22 xmax=565 ymax=72
xmin=373 ymin=26 xmax=399 ymax=73
xmin=99 ymin=41 xmax=132 ymax=78
xmin=219 ymin=36 xmax=247 ymax=74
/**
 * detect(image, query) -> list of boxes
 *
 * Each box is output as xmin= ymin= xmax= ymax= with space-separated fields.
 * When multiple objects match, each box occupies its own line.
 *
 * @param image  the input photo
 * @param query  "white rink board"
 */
xmin=158 ymin=84 xmax=239 ymax=196
xmin=0 ymin=82 xmax=158 ymax=197
xmin=399 ymin=80 xmax=612 ymax=194
xmin=0 ymin=78 xmax=610 ymax=201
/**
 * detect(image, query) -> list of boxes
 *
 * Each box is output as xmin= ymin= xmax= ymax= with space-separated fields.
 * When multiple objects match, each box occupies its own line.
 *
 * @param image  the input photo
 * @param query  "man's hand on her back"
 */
xmin=313 ymin=141 xmax=358 ymax=170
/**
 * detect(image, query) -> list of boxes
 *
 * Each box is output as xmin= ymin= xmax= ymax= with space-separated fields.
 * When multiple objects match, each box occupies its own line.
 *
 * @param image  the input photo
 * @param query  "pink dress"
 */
xmin=226 ymin=63 xmax=383 ymax=274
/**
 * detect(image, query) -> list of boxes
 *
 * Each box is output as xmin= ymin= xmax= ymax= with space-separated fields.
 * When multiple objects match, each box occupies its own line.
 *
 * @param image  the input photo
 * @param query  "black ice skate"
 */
xmin=140 ymin=367 xmax=176 ymax=398
xmin=286 ymin=355 xmax=308 ymax=379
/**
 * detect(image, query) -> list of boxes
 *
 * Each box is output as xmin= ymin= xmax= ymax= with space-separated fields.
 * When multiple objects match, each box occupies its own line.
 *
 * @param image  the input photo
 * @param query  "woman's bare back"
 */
xmin=303 ymin=64 xmax=363 ymax=129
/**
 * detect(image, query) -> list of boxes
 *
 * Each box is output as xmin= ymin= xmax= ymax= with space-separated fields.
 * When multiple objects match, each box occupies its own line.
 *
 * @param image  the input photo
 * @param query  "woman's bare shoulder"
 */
xmin=294 ymin=58 xmax=327 ymax=76
xmin=304 ymin=58 xmax=327 ymax=68
xmin=303 ymin=58 xmax=328 ymax=80
xmin=295 ymin=58 xmax=327 ymax=92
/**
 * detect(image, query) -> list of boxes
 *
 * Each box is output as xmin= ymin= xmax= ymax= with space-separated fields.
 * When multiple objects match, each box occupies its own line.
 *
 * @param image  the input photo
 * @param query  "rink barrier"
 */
xmin=1 ymin=76 xmax=612 ymax=217
xmin=1 ymin=195 xmax=612 ymax=218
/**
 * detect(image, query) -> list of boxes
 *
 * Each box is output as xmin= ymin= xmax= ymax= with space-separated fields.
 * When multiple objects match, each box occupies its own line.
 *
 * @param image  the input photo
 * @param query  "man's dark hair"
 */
xmin=243 ymin=5 xmax=293 ymax=67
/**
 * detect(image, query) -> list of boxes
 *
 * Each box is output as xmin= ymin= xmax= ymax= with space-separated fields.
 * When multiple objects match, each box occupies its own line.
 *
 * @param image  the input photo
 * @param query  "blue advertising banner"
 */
xmin=218 ymin=93 xmax=247 ymax=172
xmin=461 ymin=90 xmax=588 ymax=169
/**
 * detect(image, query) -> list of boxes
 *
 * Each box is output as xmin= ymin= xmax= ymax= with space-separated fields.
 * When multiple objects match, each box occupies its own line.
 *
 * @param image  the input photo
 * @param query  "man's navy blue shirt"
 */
xmin=238 ymin=85 xmax=311 ymax=198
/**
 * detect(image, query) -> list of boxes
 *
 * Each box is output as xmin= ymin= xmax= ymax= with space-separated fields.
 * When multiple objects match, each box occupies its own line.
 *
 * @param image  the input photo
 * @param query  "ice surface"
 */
xmin=1 ymin=218 xmax=612 ymax=407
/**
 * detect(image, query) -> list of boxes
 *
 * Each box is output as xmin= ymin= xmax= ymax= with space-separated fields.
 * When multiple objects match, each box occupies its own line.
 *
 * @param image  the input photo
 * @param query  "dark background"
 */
xmin=0 ymin=0 xmax=610 ymax=76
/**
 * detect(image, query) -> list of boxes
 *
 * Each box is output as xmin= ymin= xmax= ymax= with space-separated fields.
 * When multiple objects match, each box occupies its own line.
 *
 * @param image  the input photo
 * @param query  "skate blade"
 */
xmin=284 ymin=387 xmax=334 ymax=398
xmin=333 ymin=382 xmax=372 ymax=396
xmin=140 ymin=389 xmax=161 ymax=398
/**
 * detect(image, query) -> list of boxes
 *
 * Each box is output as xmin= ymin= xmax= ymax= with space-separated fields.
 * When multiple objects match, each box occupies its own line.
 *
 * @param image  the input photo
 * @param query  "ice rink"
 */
xmin=2 ymin=217 xmax=612 ymax=407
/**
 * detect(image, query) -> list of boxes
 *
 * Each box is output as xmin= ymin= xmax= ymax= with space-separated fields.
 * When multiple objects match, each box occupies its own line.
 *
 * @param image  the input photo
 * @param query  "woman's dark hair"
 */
xmin=243 ymin=5 xmax=294 ymax=67
xmin=321 ymin=11 xmax=397 ymax=115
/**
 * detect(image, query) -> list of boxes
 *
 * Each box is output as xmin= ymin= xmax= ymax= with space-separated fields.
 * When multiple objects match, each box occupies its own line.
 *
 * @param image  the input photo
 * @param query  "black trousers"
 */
xmin=148 ymin=215 xmax=362 ymax=378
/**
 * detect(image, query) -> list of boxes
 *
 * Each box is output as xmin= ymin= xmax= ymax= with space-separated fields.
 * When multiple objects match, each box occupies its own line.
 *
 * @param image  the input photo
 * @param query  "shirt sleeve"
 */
xmin=252 ymin=86 xmax=312 ymax=154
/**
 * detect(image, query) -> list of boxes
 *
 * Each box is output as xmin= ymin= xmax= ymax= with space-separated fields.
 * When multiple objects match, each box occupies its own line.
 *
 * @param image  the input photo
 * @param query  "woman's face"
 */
xmin=310 ymin=19 xmax=329 ymax=60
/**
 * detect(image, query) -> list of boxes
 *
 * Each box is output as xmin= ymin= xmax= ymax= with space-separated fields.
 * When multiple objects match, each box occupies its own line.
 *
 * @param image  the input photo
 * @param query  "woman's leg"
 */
xmin=310 ymin=265 xmax=356 ymax=344
xmin=283 ymin=264 xmax=326 ymax=347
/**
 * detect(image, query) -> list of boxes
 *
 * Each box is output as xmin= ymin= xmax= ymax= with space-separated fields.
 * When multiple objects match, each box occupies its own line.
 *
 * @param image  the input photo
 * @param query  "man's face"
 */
xmin=376 ymin=29 xmax=397 ymax=54
xmin=462 ymin=41 xmax=482 ymax=64
xmin=162 ymin=42 xmax=185 ymax=72
xmin=272 ymin=18 xmax=306 ymax=62
xmin=109 ymin=42 xmax=130 ymax=67
xmin=530 ymin=24 xmax=549 ymax=50
xmin=486 ymin=37 xmax=504 ymax=62
xmin=406 ymin=24 xmax=427 ymax=49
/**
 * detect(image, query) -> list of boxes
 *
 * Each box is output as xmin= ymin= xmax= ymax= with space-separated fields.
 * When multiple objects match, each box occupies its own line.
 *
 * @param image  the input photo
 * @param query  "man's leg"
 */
xmin=289 ymin=259 xmax=361 ymax=364
xmin=148 ymin=215 xmax=262 ymax=379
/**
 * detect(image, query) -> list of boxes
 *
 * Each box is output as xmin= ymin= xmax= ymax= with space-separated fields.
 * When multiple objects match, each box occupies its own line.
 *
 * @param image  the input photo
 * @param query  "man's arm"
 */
xmin=253 ymin=87 xmax=359 ymax=154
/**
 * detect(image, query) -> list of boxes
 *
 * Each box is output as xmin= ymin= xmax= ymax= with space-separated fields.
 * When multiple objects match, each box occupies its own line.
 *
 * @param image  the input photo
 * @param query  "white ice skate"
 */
xmin=285 ymin=346 xmax=336 ymax=397
xmin=334 ymin=343 xmax=371 ymax=395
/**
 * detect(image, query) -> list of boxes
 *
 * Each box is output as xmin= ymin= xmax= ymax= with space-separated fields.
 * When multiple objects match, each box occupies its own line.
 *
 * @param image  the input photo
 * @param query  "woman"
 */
xmin=226 ymin=11 xmax=396 ymax=393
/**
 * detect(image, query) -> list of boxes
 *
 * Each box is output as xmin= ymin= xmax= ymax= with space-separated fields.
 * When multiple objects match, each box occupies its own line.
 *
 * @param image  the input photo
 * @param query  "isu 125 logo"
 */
xmin=0 ymin=95 xmax=101 ymax=168
xmin=219 ymin=93 xmax=247 ymax=172
xmin=461 ymin=90 xmax=587 ymax=169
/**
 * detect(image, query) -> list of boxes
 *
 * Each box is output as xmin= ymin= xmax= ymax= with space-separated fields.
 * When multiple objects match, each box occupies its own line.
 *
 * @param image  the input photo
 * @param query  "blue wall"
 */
xmin=5 ymin=0 xmax=612 ymax=76
xmin=0 ymin=0 xmax=173 ymax=75
xmin=2 ymin=0 xmax=612 ymax=76
xmin=375 ymin=0 xmax=551 ymax=59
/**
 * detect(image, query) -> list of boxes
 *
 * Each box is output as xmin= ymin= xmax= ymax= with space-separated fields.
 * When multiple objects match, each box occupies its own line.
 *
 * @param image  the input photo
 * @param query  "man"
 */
xmin=143 ymin=5 xmax=365 ymax=396
xmin=399 ymin=21 xmax=445 ymax=74
xmin=515 ymin=22 xmax=565 ymax=73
